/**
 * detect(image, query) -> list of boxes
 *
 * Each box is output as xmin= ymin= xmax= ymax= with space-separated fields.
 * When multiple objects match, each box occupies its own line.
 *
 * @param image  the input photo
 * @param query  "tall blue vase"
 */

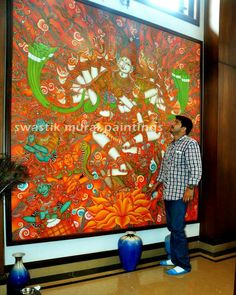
xmin=118 ymin=231 xmax=143 ymax=271
xmin=7 ymin=252 xmax=30 ymax=294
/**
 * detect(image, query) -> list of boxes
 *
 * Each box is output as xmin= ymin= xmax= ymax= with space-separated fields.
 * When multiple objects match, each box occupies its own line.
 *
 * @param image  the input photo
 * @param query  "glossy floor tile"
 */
xmin=41 ymin=256 xmax=235 ymax=295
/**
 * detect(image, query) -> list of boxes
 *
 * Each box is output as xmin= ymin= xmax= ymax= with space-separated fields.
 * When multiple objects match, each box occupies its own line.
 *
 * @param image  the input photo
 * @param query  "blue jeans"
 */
xmin=164 ymin=199 xmax=191 ymax=271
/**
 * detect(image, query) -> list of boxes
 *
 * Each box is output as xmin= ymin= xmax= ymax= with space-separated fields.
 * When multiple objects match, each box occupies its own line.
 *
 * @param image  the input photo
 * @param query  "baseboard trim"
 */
xmin=199 ymin=240 xmax=236 ymax=254
xmin=1 ymin=239 xmax=236 ymax=288
xmin=24 ymin=252 xmax=236 ymax=291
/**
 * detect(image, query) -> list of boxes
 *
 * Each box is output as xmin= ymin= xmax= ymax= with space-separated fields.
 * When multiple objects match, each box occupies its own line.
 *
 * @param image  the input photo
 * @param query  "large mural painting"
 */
xmin=8 ymin=0 xmax=201 ymax=243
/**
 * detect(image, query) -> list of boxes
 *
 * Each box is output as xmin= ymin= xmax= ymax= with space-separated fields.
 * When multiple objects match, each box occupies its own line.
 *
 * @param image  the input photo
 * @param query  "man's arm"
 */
xmin=183 ymin=141 xmax=202 ymax=202
xmin=185 ymin=141 xmax=202 ymax=185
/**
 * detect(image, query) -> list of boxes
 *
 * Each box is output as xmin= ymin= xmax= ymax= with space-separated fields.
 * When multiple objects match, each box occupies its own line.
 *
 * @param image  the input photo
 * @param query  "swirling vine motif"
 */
xmin=9 ymin=0 xmax=201 ymax=242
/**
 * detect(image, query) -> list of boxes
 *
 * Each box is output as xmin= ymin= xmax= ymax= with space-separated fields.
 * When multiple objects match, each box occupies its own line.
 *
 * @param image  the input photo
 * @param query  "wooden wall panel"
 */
xmin=200 ymin=0 xmax=220 ymax=243
xmin=200 ymin=0 xmax=236 ymax=244
xmin=217 ymin=63 xmax=236 ymax=240
xmin=219 ymin=0 xmax=236 ymax=66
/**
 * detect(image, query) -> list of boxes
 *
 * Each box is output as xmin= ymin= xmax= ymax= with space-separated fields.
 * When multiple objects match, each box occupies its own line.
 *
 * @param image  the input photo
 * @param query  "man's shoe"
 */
xmin=166 ymin=266 xmax=190 ymax=276
xmin=160 ymin=259 xmax=175 ymax=266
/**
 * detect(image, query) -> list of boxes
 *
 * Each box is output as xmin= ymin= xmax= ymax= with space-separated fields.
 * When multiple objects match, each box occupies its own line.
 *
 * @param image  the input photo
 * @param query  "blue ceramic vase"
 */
xmin=7 ymin=252 xmax=30 ymax=293
xmin=118 ymin=231 xmax=143 ymax=271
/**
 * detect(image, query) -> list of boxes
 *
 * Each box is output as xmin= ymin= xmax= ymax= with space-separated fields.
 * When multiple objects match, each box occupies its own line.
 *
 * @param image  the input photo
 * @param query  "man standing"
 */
xmin=149 ymin=115 xmax=202 ymax=275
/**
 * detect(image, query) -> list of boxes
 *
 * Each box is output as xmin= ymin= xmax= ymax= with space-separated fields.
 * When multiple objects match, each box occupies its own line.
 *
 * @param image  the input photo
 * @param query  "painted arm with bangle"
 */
xmin=146 ymin=150 xmax=166 ymax=195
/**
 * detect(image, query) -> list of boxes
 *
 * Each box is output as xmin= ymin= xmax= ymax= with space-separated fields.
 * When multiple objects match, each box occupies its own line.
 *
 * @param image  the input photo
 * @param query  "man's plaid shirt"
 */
xmin=157 ymin=135 xmax=202 ymax=200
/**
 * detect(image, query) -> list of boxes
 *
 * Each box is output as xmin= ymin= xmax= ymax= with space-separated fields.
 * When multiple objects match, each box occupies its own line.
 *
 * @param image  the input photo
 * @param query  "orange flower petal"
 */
xmin=134 ymin=200 xmax=151 ymax=207
xmin=135 ymin=207 xmax=151 ymax=215
xmin=95 ymin=210 xmax=111 ymax=221
xmin=116 ymin=215 xmax=130 ymax=228
xmin=92 ymin=196 xmax=109 ymax=205
xmin=115 ymin=198 xmax=132 ymax=216
xmin=84 ymin=220 xmax=97 ymax=231
xmin=102 ymin=212 xmax=117 ymax=224
xmin=97 ymin=216 xmax=116 ymax=229
xmin=88 ymin=204 xmax=103 ymax=214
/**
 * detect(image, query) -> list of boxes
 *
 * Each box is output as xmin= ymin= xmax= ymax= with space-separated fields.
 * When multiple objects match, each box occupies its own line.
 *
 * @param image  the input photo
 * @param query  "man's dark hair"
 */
xmin=175 ymin=115 xmax=193 ymax=135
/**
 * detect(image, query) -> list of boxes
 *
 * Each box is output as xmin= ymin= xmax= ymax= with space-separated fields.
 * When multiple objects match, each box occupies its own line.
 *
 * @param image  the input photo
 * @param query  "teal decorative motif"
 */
xmin=149 ymin=158 xmax=157 ymax=173
xmin=37 ymin=183 xmax=51 ymax=197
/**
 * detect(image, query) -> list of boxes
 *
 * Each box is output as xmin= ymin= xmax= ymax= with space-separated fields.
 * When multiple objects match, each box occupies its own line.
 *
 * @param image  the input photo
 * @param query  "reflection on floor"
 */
xmin=41 ymin=256 xmax=235 ymax=295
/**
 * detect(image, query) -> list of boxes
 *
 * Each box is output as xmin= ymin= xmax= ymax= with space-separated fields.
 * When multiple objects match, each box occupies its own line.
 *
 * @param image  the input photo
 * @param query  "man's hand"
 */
xmin=183 ymin=186 xmax=195 ymax=202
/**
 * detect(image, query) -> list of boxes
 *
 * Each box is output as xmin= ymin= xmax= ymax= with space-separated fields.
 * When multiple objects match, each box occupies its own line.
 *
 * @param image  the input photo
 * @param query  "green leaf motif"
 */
xmin=171 ymin=69 xmax=190 ymax=114
xmin=27 ymin=43 xmax=88 ymax=113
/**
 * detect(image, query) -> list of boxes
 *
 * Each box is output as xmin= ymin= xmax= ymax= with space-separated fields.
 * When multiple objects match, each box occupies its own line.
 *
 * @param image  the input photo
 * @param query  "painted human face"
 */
xmin=117 ymin=56 xmax=133 ymax=74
